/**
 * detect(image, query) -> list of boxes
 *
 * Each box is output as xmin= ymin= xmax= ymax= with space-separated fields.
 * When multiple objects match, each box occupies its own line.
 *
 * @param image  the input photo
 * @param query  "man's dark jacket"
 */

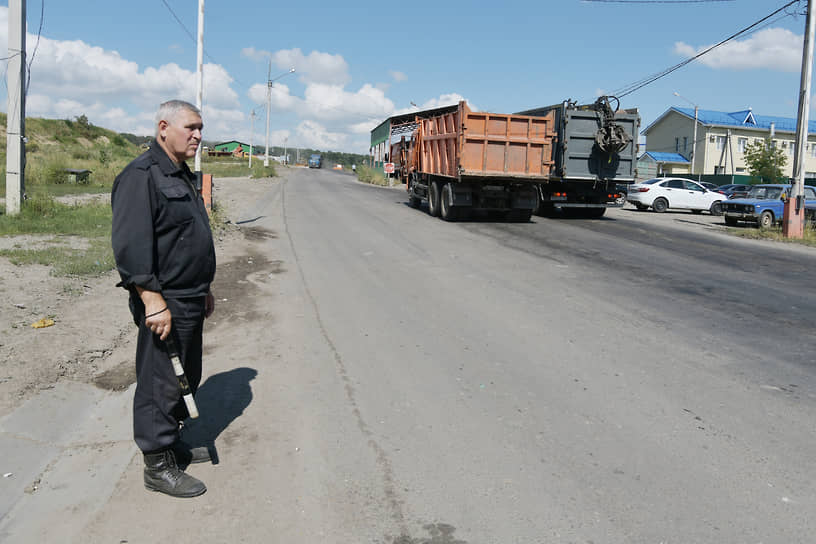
xmin=111 ymin=141 xmax=215 ymax=300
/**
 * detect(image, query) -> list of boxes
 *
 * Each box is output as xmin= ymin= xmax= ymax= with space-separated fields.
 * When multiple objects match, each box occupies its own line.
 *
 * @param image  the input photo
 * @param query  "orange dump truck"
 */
xmin=392 ymin=96 xmax=638 ymax=221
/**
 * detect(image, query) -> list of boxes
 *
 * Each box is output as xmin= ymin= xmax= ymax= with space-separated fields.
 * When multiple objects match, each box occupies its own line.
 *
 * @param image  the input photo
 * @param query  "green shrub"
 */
xmin=43 ymin=161 xmax=70 ymax=184
xmin=357 ymin=165 xmax=389 ymax=186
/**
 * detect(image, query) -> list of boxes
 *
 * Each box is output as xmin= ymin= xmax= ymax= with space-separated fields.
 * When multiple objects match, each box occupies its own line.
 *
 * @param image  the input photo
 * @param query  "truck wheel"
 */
xmin=440 ymin=183 xmax=459 ymax=221
xmin=759 ymin=210 xmax=774 ymax=228
xmin=652 ymin=198 xmax=668 ymax=213
xmin=428 ymin=181 xmax=441 ymax=217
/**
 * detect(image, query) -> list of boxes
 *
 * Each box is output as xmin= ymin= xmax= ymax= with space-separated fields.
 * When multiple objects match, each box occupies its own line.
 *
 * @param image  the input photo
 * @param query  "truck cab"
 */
xmin=308 ymin=154 xmax=322 ymax=168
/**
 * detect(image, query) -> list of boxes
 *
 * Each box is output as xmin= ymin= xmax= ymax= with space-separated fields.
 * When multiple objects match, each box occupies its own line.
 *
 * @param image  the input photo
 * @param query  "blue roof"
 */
xmin=643 ymin=151 xmax=689 ymax=163
xmin=671 ymin=107 xmax=812 ymax=133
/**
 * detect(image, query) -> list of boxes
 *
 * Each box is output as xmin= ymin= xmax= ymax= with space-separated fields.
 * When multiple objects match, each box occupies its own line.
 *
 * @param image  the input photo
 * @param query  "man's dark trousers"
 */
xmin=133 ymin=296 xmax=206 ymax=453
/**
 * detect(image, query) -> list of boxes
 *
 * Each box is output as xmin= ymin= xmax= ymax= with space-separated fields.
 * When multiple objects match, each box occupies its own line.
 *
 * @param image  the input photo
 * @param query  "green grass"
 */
xmin=356 ymin=165 xmax=390 ymax=186
xmin=727 ymin=224 xmax=816 ymax=246
xmin=0 ymin=195 xmax=113 ymax=276
xmin=202 ymin=157 xmax=277 ymax=179
xmin=0 ymin=237 xmax=115 ymax=276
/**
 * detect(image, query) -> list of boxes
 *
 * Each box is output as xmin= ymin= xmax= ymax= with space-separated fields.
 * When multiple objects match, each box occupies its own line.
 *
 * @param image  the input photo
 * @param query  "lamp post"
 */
xmin=674 ymin=91 xmax=699 ymax=177
xmin=264 ymin=64 xmax=295 ymax=167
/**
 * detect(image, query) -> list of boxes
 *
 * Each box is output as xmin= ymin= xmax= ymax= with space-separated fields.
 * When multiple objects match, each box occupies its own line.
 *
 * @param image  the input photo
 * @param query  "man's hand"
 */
xmin=205 ymin=291 xmax=215 ymax=318
xmin=137 ymin=287 xmax=172 ymax=340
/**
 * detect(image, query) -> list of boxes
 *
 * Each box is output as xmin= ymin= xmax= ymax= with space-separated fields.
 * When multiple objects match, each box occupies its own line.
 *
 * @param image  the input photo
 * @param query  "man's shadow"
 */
xmin=179 ymin=367 xmax=257 ymax=466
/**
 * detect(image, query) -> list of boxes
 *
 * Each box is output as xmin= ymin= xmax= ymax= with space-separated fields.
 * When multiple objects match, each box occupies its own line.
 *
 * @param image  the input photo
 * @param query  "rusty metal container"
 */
xmin=414 ymin=101 xmax=556 ymax=181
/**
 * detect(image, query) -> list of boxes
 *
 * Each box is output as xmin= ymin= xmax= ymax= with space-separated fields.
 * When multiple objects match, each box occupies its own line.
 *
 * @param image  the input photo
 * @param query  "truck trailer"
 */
xmin=516 ymin=96 xmax=639 ymax=218
xmin=392 ymin=96 xmax=638 ymax=221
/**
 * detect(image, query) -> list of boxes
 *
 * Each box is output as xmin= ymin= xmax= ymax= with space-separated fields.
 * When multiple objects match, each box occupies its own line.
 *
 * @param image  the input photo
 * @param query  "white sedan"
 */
xmin=626 ymin=177 xmax=724 ymax=215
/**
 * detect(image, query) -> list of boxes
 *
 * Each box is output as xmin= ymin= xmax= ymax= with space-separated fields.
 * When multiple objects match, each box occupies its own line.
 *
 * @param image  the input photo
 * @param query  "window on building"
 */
xmin=675 ymin=137 xmax=680 ymax=153
xmin=683 ymin=137 xmax=688 ymax=154
xmin=714 ymin=166 xmax=725 ymax=174
xmin=738 ymin=137 xmax=748 ymax=153
xmin=736 ymin=167 xmax=745 ymax=173
xmin=715 ymin=136 xmax=726 ymax=150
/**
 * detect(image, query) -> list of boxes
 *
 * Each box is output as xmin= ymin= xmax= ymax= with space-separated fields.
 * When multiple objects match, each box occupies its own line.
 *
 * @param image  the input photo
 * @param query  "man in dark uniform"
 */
xmin=111 ymin=99 xmax=216 ymax=498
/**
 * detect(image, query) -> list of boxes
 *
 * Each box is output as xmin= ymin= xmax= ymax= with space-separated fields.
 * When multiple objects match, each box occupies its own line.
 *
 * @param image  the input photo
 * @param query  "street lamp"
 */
xmin=264 ymin=65 xmax=295 ymax=167
xmin=674 ymin=91 xmax=699 ymax=176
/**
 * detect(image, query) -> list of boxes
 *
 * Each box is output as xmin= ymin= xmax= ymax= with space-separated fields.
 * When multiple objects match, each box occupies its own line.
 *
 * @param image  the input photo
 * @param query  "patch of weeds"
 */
xmin=62 ymin=283 xmax=85 ymax=296
xmin=727 ymin=224 xmax=816 ymax=247
xmin=356 ymin=165 xmax=390 ymax=186
xmin=0 ymin=195 xmax=112 ymax=237
xmin=0 ymin=237 xmax=114 ymax=276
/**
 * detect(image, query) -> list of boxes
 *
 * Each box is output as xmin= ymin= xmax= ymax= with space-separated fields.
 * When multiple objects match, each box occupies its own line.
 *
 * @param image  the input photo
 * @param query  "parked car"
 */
xmin=700 ymin=182 xmax=719 ymax=191
xmin=626 ymin=177 xmax=724 ymax=215
xmin=722 ymin=184 xmax=816 ymax=227
xmin=715 ymin=184 xmax=753 ymax=198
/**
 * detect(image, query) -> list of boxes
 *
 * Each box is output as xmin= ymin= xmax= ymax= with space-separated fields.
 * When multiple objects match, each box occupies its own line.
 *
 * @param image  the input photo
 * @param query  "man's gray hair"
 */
xmin=155 ymin=100 xmax=201 ymax=137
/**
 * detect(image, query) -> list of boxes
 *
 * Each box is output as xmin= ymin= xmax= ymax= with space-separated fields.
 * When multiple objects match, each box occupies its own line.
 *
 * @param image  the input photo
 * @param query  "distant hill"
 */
xmin=0 ymin=112 xmax=373 ymax=186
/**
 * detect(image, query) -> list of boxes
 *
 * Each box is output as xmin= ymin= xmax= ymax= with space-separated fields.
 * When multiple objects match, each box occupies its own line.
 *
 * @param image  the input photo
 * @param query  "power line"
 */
xmin=612 ymin=0 xmax=803 ymax=98
xmin=158 ymin=0 xmax=253 ymax=90
xmin=583 ymin=0 xmax=734 ymax=3
xmin=26 ymin=0 xmax=45 ymax=97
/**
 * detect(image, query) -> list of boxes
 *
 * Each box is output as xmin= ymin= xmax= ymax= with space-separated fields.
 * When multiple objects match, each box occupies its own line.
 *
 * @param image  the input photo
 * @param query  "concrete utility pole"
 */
xmin=674 ymin=92 xmax=699 ymax=176
xmin=784 ymin=0 xmax=815 ymax=239
xmin=249 ymin=109 xmax=256 ymax=168
xmin=194 ymin=0 xmax=204 ymax=177
xmin=5 ymin=0 xmax=26 ymax=216
xmin=264 ymin=61 xmax=272 ymax=167
xmin=264 ymin=65 xmax=295 ymax=167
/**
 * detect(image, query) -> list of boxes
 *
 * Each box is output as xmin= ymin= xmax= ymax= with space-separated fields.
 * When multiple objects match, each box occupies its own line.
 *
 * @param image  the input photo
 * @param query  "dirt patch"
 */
xmin=0 ymin=176 xmax=281 ymax=418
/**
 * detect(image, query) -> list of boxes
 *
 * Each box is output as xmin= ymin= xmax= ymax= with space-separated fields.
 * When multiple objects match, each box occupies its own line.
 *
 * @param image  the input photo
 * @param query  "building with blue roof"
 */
xmin=642 ymin=106 xmax=816 ymax=178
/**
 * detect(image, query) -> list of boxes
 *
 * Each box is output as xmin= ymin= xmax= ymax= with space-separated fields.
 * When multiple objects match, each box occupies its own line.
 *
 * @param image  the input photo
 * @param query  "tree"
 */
xmin=743 ymin=137 xmax=787 ymax=181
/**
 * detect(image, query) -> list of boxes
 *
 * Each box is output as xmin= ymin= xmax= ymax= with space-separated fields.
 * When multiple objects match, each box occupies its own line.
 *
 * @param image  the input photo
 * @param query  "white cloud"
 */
xmin=242 ymin=47 xmax=350 ymax=86
xmin=674 ymin=27 xmax=802 ymax=72
xmin=295 ymin=120 xmax=348 ymax=150
xmin=0 ymin=8 xmax=470 ymax=152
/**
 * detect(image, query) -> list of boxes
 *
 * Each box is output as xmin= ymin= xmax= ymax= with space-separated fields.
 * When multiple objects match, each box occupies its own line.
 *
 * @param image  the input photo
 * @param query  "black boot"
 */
xmin=172 ymin=440 xmax=211 ymax=465
xmin=143 ymin=449 xmax=206 ymax=498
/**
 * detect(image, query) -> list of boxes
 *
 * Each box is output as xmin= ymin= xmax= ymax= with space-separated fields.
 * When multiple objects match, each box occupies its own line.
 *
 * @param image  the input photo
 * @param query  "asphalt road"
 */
xmin=3 ymin=167 xmax=815 ymax=543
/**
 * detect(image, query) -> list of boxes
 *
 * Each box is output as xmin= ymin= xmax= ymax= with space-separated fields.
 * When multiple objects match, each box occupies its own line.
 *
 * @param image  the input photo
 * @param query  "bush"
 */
xmin=356 ymin=165 xmax=389 ymax=186
xmin=43 ymin=161 xmax=70 ymax=184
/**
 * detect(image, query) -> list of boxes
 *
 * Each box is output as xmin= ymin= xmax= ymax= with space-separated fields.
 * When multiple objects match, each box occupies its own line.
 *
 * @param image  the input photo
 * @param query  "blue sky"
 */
xmin=0 ymin=0 xmax=811 ymax=153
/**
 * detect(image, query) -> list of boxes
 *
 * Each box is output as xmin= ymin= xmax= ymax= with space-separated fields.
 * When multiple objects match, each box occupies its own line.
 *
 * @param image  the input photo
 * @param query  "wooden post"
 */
xmin=201 ymin=173 xmax=213 ymax=214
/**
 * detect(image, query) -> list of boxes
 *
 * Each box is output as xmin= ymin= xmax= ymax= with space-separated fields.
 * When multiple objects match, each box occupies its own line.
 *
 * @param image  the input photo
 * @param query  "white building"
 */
xmin=643 ymin=106 xmax=816 ymax=179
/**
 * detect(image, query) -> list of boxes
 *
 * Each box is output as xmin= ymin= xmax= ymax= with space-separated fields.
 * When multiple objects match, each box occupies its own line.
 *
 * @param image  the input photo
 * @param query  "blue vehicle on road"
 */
xmin=308 ymin=154 xmax=322 ymax=168
xmin=722 ymin=184 xmax=816 ymax=228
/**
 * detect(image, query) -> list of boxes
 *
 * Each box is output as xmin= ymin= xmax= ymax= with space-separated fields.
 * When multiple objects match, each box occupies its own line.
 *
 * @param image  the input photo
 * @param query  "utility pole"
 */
xmin=284 ymin=136 xmax=288 ymax=165
xmin=249 ymin=109 xmax=256 ymax=168
xmin=264 ymin=65 xmax=295 ymax=167
xmin=673 ymin=91 xmax=698 ymax=176
xmin=194 ymin=0 xmax=204 ymax=178
xmin=5 ymin=0 xmax=26 ymax=216
xmin=264 ymin=60 xmax=272 ymax=167
xmin=784 ymin=0 xmax=815 ymax=238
